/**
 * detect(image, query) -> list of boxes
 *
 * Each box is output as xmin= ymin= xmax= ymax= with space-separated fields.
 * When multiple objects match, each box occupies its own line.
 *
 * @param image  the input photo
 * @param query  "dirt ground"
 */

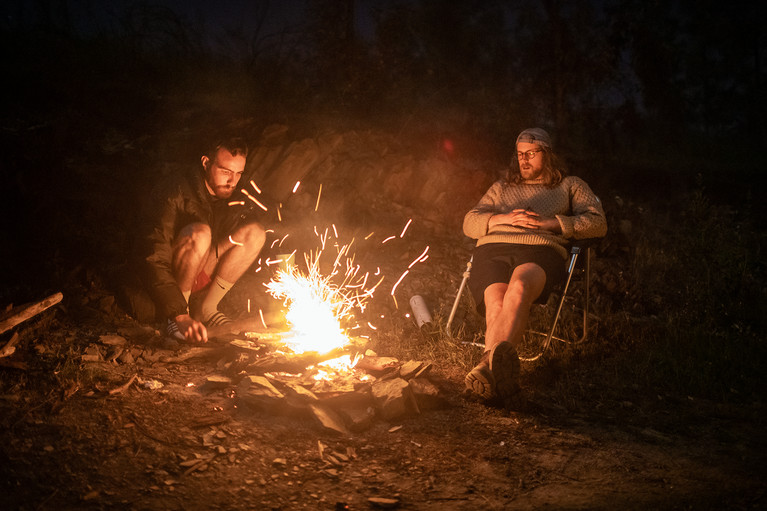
xmin=1 ymin=232 xmax=765 ymax=511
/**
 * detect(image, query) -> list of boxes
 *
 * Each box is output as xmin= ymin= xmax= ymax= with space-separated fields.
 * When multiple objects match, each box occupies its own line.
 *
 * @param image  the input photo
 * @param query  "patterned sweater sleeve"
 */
xmin=555 ymin=177 xmax=608 ymax=240
xmin=462 ymin=180 xmax=504 ymax=239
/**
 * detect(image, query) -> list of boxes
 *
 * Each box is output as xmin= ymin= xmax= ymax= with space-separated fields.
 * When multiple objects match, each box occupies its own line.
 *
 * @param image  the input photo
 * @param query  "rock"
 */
xmin=283 ymin=383 xmax=319 ymax=407
xmin=335 ymin=405 xmax=376 ymax=432
xmin=356 ymin=355 xmax=400 ymax=373
xmin=204 ymin=375 xmax=232 ymax=389
xmin=371 ymin=378 xmax=419 ymax=421
xmin=308 ymin=403 xmax=350 ymax=436
xmin=237 ymin=375 xmax=285 ymax=412
xmin=315 ymin=386 xmax=374 ymax=409
xmin=368 ymin=496 xmax=400 ymax=508
xmin=413 ymin=363 xmax=432 ymax=379
xmin=98 ymin=334 xmax=126 ymax=346
xmin=117 ymin=349 xmax=134 ymax=364
xmin=398 ymin=360 xmax=423 ymax=380
xmin=409 ymin=377 xmax=444 ymax=410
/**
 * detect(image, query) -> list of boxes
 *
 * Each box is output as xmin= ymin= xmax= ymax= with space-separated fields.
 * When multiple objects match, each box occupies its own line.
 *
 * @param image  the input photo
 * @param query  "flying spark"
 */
xmin=241 ymin=189 xmax=268 ymax=211
xmin=314 ymin=183 xmax=323 ymax=212
xmin=258 ymin=309 xmax=267 ymax=329
xmin=391 ymin=270 xmax=409 ymax=296
xmin=408 ymin=246 xmax=430 ymax=268
xmin=400 ymin=218 xmax=413 ymax=238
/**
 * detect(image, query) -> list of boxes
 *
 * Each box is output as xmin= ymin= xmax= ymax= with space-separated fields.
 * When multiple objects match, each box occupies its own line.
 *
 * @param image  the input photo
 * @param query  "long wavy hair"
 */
xmin=506 ymin=146 xmax=568 ymax=187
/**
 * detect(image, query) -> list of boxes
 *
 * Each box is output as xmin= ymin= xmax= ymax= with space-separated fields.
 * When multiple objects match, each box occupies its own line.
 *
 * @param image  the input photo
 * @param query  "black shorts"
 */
xmin=468 ymin=243 xmax=567 ymax=315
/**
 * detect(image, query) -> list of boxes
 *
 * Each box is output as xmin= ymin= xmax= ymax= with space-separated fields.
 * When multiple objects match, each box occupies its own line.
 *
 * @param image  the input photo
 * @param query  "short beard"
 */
xmin=214 ymin=185 xmax=234 ymax=198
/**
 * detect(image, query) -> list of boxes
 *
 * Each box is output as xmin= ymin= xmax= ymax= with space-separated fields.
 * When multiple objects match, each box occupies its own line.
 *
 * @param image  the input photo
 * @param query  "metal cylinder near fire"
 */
xmin=409 ymin=295 xmax=433 ymax=328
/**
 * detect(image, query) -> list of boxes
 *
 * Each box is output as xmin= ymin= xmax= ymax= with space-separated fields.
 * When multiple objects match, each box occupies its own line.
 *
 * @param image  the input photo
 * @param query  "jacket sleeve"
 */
xmin=462 ymin=181 xmax=503 ymax=239
xmin=144 ymin=189 xmax=189 ymax=319
xmin=555 ymin=177 xmax=608 ymax=240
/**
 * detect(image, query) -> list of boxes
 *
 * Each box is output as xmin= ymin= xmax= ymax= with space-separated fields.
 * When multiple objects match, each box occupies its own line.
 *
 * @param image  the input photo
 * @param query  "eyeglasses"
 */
xmin=517 ymin=149 xmax=543 ymax=161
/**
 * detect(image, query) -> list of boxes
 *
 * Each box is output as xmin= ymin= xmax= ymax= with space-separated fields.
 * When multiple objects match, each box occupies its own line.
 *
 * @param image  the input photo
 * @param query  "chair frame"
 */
xmin=446 ymin=239 xmax=597 ymax=361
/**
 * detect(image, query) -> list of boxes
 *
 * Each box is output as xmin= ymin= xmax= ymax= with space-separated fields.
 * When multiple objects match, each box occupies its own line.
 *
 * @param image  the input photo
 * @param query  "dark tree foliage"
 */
xmin=1 ymin=0 xmax=765 ymax=191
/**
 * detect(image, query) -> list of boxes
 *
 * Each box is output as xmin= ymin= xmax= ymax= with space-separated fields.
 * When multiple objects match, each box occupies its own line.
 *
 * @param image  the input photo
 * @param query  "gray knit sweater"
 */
xmin=462 ymin=176 xmax=607 ymax=260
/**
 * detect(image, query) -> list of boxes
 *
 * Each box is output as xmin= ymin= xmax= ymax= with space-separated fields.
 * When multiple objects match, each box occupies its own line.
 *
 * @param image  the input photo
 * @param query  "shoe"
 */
xmin=204 ymin=310 xmax=233 ymax=328
xmin=490 ymin=341 xmax=521 ymax=401
xmin=165 ymin=319 xmax=185 ymax=341
xmin=464 ymin=351 xmax=495 ymax=400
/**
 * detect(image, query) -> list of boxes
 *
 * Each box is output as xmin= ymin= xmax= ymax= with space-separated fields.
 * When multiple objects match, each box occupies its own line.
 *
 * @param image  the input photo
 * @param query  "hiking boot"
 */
xmin=490 ymin=341 xmax=521 ymax=401
xmin=464 ymin=350 xmax=495 ymax=400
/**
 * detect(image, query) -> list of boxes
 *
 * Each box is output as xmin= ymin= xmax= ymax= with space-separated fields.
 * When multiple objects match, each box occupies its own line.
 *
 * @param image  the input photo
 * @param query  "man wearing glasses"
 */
xmin=142 ymin=135 xmax=266 ymax=343
xmin=462 ymin=128 xmax=607 ymax=404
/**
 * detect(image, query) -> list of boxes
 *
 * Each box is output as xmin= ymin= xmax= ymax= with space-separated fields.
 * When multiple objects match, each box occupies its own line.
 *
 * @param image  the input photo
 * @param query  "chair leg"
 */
xmin=542 ymin=251 xmax=579 ymax=352
xmin=546 ymin=246 xmax=592 ymax=347
xmin=446 ymin=256 xmax=473 ymax=338
xmin=575 ymin=247 xmax=591 ymax=344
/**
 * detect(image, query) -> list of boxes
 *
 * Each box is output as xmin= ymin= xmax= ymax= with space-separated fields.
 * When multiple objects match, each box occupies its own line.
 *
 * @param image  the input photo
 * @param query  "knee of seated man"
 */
xmin=505 ymin=277 xmax=539 ymax=302
xmin=234 ymin=222 xmax=266 ymax=252
xmin=177 ymin=223 xmax=212 ymax=252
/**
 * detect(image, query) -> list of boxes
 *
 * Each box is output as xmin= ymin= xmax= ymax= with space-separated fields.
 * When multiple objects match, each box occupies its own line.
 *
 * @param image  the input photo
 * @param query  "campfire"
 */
xmin=226 ymin=221 xmax=442 ymax=434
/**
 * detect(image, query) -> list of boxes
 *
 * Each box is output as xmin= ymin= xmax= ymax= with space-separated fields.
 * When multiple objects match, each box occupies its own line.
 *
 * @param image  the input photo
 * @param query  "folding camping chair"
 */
xmin=445 ymin=238 xmax=600 ymax=362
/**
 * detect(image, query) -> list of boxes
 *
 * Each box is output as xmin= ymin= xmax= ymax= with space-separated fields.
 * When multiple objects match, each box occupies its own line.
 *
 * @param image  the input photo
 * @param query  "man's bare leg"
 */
xmin=170 ymin=223 xmax=212 ymax=342
xmin=172 ymin=223 xmax=212 ymax=303
xmin=483 ymin=262 xmax=547 ymax=353
xmin=465 ymin=262 xmax=546 ymax=399
xmin=197 ymin=222 xmax=266 ymax=321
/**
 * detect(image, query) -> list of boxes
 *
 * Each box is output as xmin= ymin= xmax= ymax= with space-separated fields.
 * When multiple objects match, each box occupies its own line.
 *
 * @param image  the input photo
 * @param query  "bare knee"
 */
xmin=175 ymin=223 xmax=212 ymax=257
xmin=503 ymin=278 xmax=538 ymax=308
xmin=232 ymin=222 xmax=265 ymax=255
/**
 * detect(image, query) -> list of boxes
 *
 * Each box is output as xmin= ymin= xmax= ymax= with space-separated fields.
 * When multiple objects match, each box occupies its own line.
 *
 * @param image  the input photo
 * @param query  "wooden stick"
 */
xmin=108 ymin=374 xmax=137 ymax=396
xmin=0 ymin=292 xmax=63 ymax=336
xmin=0 ymin=332 xmax=20 ymax=358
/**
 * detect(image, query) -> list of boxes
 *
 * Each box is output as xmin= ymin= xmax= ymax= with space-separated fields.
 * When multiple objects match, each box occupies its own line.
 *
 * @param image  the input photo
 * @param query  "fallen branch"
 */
xmin=0 ymin=332 xmax=20 ymax=358
xmin=108 ymin=374 xmax=137 ymax=396
xmin=0 ymin=292 xmax=63 ymax=336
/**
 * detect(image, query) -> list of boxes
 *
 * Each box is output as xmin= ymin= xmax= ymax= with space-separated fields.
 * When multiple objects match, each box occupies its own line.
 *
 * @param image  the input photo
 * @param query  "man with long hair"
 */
xmin=142 ymin=135 xmax=266 ymax=343
xmin=462 ymin=128 xmax=607 ymax=403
